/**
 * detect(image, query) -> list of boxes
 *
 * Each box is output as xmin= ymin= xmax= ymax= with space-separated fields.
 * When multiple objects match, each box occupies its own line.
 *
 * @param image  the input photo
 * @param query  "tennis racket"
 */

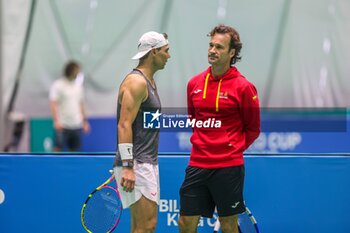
xmin=213 ymin=207 xmax=260 ymax=233
xmin=81 ymin=171 xmax=122 ymax=233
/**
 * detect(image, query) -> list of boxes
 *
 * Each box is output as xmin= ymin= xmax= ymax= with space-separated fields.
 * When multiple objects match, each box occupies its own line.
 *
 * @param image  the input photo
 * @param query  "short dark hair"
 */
xmin=63 ymin=60 xmax=80 ymax=77
xmin=209 ymin=24 xmax=242 ymax=65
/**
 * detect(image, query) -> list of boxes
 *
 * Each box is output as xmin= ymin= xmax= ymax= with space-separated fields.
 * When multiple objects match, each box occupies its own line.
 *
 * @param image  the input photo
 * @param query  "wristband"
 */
xmin=122 ymin=160 xmax=134 ymax=168
xmin=118 ymin=143 xmax=133 ymax=160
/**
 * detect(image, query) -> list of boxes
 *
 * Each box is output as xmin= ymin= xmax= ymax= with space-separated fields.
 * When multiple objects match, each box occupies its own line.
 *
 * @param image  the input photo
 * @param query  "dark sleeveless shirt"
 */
xmin=114 ymin=69 xmax=161 ymax=166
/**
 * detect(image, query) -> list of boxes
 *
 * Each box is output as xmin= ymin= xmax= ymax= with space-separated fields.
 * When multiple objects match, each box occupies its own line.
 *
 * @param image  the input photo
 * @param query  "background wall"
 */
xmin=2 ymin=0 xmax=350 ymax=118
xmin=2 ymin=0 xmax=350 ymax=152
xmin=1 ymin=154 xmax=350 ymax=233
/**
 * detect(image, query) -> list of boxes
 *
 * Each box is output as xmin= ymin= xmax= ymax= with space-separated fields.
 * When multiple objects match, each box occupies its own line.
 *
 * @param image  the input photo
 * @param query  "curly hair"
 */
xmin=209 ymin=24 xmax=242 ymax=65
xmin=63 ymin=60 xmax=80 ymax=77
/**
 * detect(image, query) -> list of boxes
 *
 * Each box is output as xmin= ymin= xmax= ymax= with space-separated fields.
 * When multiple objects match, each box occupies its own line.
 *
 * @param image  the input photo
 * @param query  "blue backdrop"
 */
xmin=0 ymin=154 xmax=350 ymax=233
xmin=30 ymin=111 xmax=350 ymax=153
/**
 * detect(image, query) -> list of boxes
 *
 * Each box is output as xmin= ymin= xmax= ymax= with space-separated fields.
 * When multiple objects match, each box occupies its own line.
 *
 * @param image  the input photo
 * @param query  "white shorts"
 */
xmin=113 ymin=161 xmax=160 ymax=209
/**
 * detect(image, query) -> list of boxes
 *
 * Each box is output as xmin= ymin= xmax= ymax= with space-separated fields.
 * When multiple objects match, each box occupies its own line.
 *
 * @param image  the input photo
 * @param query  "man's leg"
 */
xmin=209 ymin=166 xmax=245 ymax=233
xmin=178 ymin=166 xmax=213 ymax=233
xmin=53 ymin=130 xmax=64 ymax=151
xmin=219 ymin=215 xmax=239 ymax=233
xmin=130 ymin=195 xmax=158 ymax=233
xmin=178 ymin=215 xmax=200 ymax=233
xmin=67 ymin=129 xmax=81 ymax=151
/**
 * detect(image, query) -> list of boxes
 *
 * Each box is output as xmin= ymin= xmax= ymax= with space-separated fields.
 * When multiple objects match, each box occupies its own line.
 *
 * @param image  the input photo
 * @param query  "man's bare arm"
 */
xmin=118 ymin=74 xmax=147 ymax=144
xmin=50 ymin=100 xmax=63 ymax=130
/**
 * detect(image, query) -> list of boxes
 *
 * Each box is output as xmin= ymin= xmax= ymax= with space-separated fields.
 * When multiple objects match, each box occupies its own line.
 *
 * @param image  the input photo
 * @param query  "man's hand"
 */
xmin=82 ymin=120 xmax=91 ymax=133
xmin=120 ymin=167 xmax=135 ymax=192
xmin=54 ymin=121 xmax=63 ymax=131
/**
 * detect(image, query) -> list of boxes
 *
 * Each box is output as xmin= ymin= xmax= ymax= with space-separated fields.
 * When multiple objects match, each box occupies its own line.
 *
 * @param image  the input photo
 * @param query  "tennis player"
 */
xmin=113 ymin=31 xmax=170 ymax=233
xmin=178 ymin=24 xmax=261 ymax=233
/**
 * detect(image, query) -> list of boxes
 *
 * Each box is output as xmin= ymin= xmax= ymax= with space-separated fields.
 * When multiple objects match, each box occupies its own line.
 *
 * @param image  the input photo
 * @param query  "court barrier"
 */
xmin=30 ymin=114 xmax=350 ymax=153
xmin=0 ymin=153 xmax=350 ymax=233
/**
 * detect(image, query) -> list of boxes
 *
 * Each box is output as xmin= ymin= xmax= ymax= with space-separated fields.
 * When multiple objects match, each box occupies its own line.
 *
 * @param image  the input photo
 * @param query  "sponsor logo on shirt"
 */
xmin=218 ymin=91 xmax=228 ymax=99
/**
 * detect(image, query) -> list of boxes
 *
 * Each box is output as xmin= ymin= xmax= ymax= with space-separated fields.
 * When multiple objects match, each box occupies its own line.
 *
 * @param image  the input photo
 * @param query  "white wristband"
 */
xmin=118 ymin=143 xmax=133 ymax=160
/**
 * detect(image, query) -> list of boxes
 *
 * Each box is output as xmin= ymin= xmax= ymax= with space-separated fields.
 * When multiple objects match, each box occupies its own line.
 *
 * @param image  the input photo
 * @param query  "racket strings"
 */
xmin=83 ymin=187 xmax=122 ymax=232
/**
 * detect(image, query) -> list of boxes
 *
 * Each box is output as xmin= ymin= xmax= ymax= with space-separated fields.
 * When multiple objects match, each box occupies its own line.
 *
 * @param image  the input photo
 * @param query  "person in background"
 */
xmin=112 ymin=31 xmax=170 ymax=233
xmin=49 ymin=60 xmax=90 ymax=152
xmin=178 ymin=24 xmax=261 ymax=233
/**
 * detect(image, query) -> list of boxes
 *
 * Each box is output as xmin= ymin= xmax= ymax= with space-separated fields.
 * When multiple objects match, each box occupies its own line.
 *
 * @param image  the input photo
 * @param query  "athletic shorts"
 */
xmin=179 ymin=165 xmax=245 ymax=217
xmin=113 ymin=161 xmax=160 ymax=209
xmin=54 ymin=128 xmax=81 ymax=151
